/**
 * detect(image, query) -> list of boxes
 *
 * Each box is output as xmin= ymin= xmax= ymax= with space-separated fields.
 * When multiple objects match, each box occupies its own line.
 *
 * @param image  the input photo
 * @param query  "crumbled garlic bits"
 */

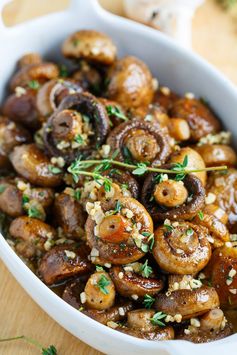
xmin=205 ymin=192 xmax=216 ymax=205
xmin=15 ymin=86 xmax=26 ymax=97
xmin=197 ymin=131 xmax=231 ymax=146
xmin=86 ymin=201 xmax=105 ymax=224
xmin=226 ymin=268 xmax=236 ymax=286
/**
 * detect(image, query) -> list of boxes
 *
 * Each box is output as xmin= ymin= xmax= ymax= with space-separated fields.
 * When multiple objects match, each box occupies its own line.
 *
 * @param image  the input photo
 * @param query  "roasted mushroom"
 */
xmin=0 ymin=116 xmax=31 ymax=169
xmin=54 ymin=192 xmax=86 ymax=239
xmin=9 ymin=144 xmax=63 ymax=188
xmin=109 ymin=264 xmax=163 ymax=299
xmin=203 ymin=204 xmax=228 ymax=225
xmin=18 ymin=52 xmax=42 ymax=68
xmin=153 ymin=222 xmax=212 ymax=274
xmin=43 ymin=92 xmax=110 ymax=162
xmin=99 ymin=98 xmax=128 ymax=127
xmin=106 ymin=56 xmax=154 ymax=113
xmin=204 ymin=245 xmax=237 ymax=309
xmin=141 ymin=165 xmax=205 ymax=222
xmin=195 ymin=144 xmax=236 ymax=167
xmin=38 ymin=244 xmax=93 ymax=285
xmin=9 ymin=216 xmax=56 ymax=258
xmin=107 ymin=119 xmax=171 ymax=165
xmin=170 ymin=98 xmax=221 ymax=142
xmin=168 ymin=118 xmax=191 ymax=142
xmin=62 ymin=30 xmax=117 ymax=65
xmin=85 ymin=197 xmax=153 ymax=265
xmin=72 ymin=61 xmax=102 ymax=93
xmin=153 ymin=86 xmax=179 ymax=112
xmin=115 ymin=309 xmax=174 ymax=340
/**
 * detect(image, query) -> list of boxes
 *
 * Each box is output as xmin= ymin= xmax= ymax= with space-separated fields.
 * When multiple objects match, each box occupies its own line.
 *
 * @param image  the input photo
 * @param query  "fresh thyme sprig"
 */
xmin=0 ymin=335 xmax=57 ymax=354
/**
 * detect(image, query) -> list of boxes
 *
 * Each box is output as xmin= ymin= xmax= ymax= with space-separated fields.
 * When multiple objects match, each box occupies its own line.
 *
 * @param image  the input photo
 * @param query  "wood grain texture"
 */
xmin=1 ymin=0 xmax=237 ymax=354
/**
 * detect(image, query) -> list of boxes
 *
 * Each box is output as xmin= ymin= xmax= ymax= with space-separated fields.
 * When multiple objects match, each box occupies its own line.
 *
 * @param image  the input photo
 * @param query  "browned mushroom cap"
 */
xmin=36 ymin=79 xmax=83 ymax=119
xmin=9 ymin=216 xmax=56 ymax=258
xmin=0 ymin=116 xmax=31 ymax=168
xmin=170 ymin=98 xmax=221 ymax=142
xmin=153 ymin=87 xmax=179 ymax=112
xmin=43 ymin=92 xmax=110 ymax=162
xmin=54 ymin=192 xmax=86 ymax=239
xmin=109 ymin=265 xmax=163 ymax=299
xmin=62 ymin=30 xmax=117 ymax=65
xmin=169 ymin=147 xmax=207 ymax=186
xmin=155 ymin=286 xmax=219 ymax=319
xmin=153 ymin=222 xmax=211 ymax=274
xmin=9 ymin=144 xmax=63 ymax=188
xmin=106 ymin=56 xmax=154 ymax=112
xmin=204 ymin=246 xmax=237 ymax=309
xmin=0 ymin=181 xmax=24 ymax=217
xmin=72 ymin=61 xmax=102 ymax=93
xmin=107 ymin=119 xmax=171 ymax=165
xmin=195 ymin=144 xmax=237 ymax=167
xmin=193 ymin=213 xmax=230 ymax=248
xmin=99 ymin=98 xmax=128 ymax=127
xmin=116 ymin=309 xmax=174 ymax=340
xmin=18 ymin=52 xmax=42 ymax=68
xmin=38 ymin=244 xmax=93 ymax=285
xmin=85 ymin=197 xmax=153 ymax=265
xmin=25 ymin=186 xmax=55 ymax=210
xmin=2 ymin=89 xmax=40 ymax=129
xmin=141 ymin=165 xmax=205 ymax=222
xmin=102 ymin=169 xmax=139 ymax=200
xmin=9 ymin=62 xmax=59 ymax=91
xmin=136 ymin=103 xmax=170 ymax=128
xmin=206 ymin=169 xmax=237 ymax=228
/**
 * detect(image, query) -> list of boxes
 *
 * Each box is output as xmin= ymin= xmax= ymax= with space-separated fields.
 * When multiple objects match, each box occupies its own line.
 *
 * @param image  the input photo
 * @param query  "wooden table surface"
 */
xmin=1 ymin=1 xmax=237 ymax=354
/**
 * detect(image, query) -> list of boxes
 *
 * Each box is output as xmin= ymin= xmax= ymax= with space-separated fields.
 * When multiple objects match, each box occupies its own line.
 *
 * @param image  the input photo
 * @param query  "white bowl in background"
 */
xmin=0 ymin=1 xmax=237 ymax=354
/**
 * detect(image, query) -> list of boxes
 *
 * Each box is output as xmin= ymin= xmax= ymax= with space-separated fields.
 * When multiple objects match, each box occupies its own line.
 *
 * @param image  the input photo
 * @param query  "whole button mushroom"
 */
xmin=10 ymin=144 xmax=63 ymax=188
xmin=106 ymin=56 xmax=154 ymax=113
xmin=18 ymin=52 xmax=42 ymax=68
xmin=62 ymin=30 xmax=117 ymax=65
xmin=195 ymin=144 xmax=237 ymax=168
xmin=170 ymin=98 xmax=221 ymax=142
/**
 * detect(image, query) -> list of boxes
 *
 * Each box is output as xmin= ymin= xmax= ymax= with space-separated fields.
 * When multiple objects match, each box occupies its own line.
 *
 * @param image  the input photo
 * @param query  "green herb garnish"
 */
xmin=96 ymin=265 xmax=104 ymax=272
xmin=0 ymin=335 xmax=57 ymax=354
xmin=97 ymin=275 xmax=110 ymax=295
xmin=143 ymin=294 xmax=155 ymax=309
xmin=198 ymin=211 xmax=204 ymax=220
xmin=106 ymin=105 xmax=128 ymax=121
xmin=74 ymin=134 xmax=84 ymax=145
xmin=186 ymin=228 xmax=194 ymax=237
xmin=0 ymin=185 xmax=6 ymax=193
xmin=140 ymin=260 xmax=153 ymax=278
xmin=28 ymin=80 xmax=40 ymax=90
xmin=150 ymin=311 xmax=167 ymax=327
xmin=28 ymin=206 xmax=43 ymax=219
xmin=59 ymin=64 xmax=68 ymax=78
xmin=48 ymin=165 xmax=62 ymax=175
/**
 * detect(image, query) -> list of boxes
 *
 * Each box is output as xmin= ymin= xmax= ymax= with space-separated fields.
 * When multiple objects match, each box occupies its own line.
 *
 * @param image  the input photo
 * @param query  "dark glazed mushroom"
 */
xmin=115 ymin=309 xmax=174 ymax=340
xmin=3 ymin=90 xmax=40 ymax=129
xmin=177 ymin=309 xmax=233 ymax=343
xmin=62 ymin=30 xmax=117 ymax=65
xmin=72 ymin=62 xmax=102 ymax=93
xmin=54 ymin=192 xmax=86 ymax=239
xmin=153 ymin=222 xmax=211 ymax=274
xmin=43 ymin=92 xmax=110 ymax=162
xmin=0 ymin=116 xmax=31 ymax=169
xmin=9 ymin=216 xmax=56 ymax=258
xmin=155 ymin=286 xmax=219 ymax=319
xmin=195 ymin=144 xmax=237 ymax=167
xmin=170 ymin=98 xmax=221 ymax=142
xmin=107 ymin=119 xmax=171 ymax=165
xmin=153 ymin=87 xmax=179 ymax=112
xmin=206 ymin=169 xmax=237 ymax=228
xmin=38 ymin=244 xmax=93 ymax=285
xmin=204 ymin=246 xmax=237 ymax=309
xmin=0 ymin=180 xmax=24 ymax=217
xmin=99 ymin=98 xmax=128 ymax=127
xmin=106 ymin=56 xmax=154 ymax=113
xmin=141 ymin=165 xmax=205 ymax=222
xmin=9 ymin=62 xmax=59 ymax=91
xmin=109 ymin=265 xmax=163 ymax=299
xmin=9 ymin=144 xmax=63 ymax=187
xmin=85 ymin=197 xmax=153 ymax=265
xmin=36 ymin=79 xmax=83 ymax=119
xmin=102 ymin=169 xmax=139 ymax=200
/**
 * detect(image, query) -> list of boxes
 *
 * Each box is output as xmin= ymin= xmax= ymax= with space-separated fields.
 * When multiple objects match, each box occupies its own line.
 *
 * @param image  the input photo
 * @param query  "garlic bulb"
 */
xmin=123 ymin=0 xmax=204 ymax=48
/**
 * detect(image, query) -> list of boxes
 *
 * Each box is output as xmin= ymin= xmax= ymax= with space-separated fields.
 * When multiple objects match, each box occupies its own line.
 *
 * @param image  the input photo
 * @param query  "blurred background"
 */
xmin=2 ymin=0 xmax=237 ymax=83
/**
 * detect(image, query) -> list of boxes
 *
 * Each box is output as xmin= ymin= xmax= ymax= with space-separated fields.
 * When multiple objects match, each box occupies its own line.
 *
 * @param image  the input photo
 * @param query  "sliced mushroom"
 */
xmin=0 ymin=116 xmax=31 ymax=169
xmin=155 ymin=286 xmax=219 ymax=319
xmin=10 ymin=62 xmax=59 ymax=91
xmin=109 ymin=265 xmax=163 ymax=299
xmin=9 ymin=144 xmax=63 ymax=187
xmin=169 ymin=147 xmax=207 ymax=186
xmin=38 ymin=244 xmax=93 ymax=285
xmin=106 ymin=56 xmax=154 ymax=113
xmin=3 ymin=89 xmax=40 ymax=129
xmin=195 ymin=144 xmax=237 ymax=167
xmin=62 ymin=30 xmax=117 ymax=65
xmin=153 ymin=222 xmax=211 ymax=274
xmin=170 ymin=98 xmax=221 ymax=142
xmin=54 ymin=192 xmax=86 ymax=239
xmin=107 ymin=119 xmax=171 ymax=165
xmin=85 ymin=197 xmax=153 ymax=264
xmin=204 ymin=246 xmax=237 ymax=309
xmin=43 ymin=92 xmax=110 ymax=162
xmin=9 ymin=216 xmax=56 ymax=258
xmin=116 ymin=309 xmax=174 ymax=340
xmin=141 ymin=165 xmax=205 ymax=222
xmin=193 ymin=213 xmax=230 ymax=248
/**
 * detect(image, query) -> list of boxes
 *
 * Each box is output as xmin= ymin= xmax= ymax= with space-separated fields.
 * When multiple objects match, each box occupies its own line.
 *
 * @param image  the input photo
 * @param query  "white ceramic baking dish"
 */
xmin=0 ymin=0 xmax=237 ymax=354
